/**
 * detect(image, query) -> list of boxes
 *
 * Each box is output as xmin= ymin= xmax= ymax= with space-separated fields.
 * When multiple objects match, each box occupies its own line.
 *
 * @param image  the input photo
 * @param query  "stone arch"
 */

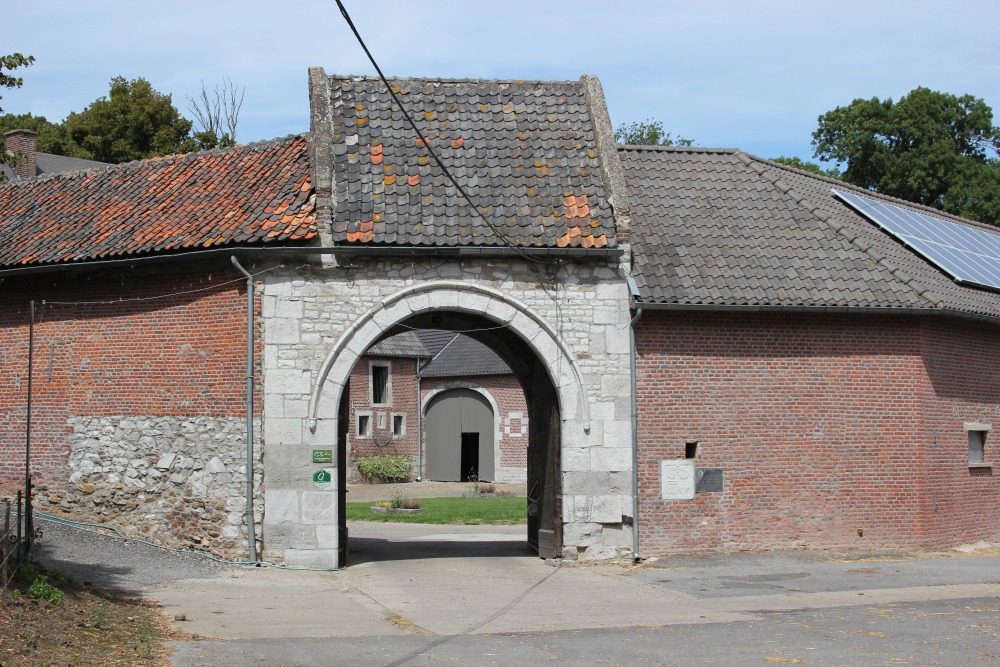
xmin=307 ymin=280 xmax=590 ymax=434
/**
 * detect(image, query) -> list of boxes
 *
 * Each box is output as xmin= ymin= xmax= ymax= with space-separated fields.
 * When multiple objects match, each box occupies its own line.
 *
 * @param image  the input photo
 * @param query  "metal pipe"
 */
xmin=416 ymin=373 xmax=423 ymax=481
xmin=230 ymin=257 xmax=258 ymax=563
xmin=628 ymin=306 xmax=643 ymax=563
xmin=24 ymin=301 xmax=35 ymax=555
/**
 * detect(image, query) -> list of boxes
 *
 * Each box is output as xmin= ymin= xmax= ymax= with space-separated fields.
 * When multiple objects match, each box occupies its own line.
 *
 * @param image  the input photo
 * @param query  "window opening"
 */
xmin=392 ymin=414 xmax=405 ymax=437
xmin=964 ymin=422 xmax=991 ymax=466
xmin=371 ymin=362 xmax=390 ymax=405
xmin=356 ymin=413 xmax=371 ymax=438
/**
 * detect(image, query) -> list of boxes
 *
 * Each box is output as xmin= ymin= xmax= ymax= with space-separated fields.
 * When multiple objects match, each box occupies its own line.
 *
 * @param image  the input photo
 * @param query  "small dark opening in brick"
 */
xmin=685 ymin=441 xmax=699 ymax=459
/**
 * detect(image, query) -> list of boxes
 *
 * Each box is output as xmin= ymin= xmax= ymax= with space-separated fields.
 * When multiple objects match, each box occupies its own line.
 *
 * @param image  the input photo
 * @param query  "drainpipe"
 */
xmin=230 ymin=256 xmax=258 ymax=563
xmin=416 ymin=372 xmax=423 ymax=481
xmin=629 ymin=306 xmax=643 ymax=563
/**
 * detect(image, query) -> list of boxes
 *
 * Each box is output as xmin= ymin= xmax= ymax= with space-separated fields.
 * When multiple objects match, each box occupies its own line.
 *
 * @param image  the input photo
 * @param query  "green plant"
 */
xmin=348 ymin=496 xmax=526 ymax=524
xmin=357 ymin=455 xmax=408 ymax=481
xmin=9 ymin=589 xmax=20 ymax=602
xmin=89 ymin=603 xmax=109 ymax=628
xmin=27 ymin=574 xmax=64 ymax=605
xmin=132 ymin=615 xmax=155 ymax=656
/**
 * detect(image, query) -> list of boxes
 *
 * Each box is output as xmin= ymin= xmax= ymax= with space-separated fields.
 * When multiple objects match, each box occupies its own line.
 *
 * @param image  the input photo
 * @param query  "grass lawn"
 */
xmin=346 ymin=496 xmax=527 ymax=524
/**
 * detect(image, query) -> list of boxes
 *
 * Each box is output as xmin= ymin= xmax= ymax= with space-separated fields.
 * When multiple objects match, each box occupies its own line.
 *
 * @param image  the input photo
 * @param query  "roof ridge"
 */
xmin=734 ymin=151 xmax=946 ymax=310
xmin=326 ymin=73 xmax=582 ymax=87
xmin=743 ymin=152 xmax=998 ymax=231
xmin=617 ymin=145 xmax=738 ymax=154
xmin=419 ymin=332 xmax=460 ymax=375
xmin=0 ymin=134 xmax=307 ymax=189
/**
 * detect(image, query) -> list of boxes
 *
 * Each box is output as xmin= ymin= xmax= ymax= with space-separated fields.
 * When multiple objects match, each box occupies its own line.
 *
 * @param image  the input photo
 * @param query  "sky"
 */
xmin=5 ymin=1 xmax=998 ymax=166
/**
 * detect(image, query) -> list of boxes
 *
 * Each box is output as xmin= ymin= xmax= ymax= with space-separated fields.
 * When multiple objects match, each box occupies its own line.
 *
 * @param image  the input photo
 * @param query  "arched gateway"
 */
xmin=259 ymin=70 xmax=635 ymax=569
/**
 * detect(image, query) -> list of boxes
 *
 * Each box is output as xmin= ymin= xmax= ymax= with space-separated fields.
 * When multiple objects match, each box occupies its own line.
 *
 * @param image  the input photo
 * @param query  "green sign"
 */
xmin=312 ymin=449 xmax=333 ymax=464
xmin=312 ymin=469 xmax=333 ymax=489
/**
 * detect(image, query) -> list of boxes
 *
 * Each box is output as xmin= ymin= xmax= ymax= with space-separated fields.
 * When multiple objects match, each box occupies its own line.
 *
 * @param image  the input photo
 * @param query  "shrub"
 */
xmin=357 ymin=455 xmax=408 ymax=481
xmin=27 ymin=574 xmax=64 ymax=605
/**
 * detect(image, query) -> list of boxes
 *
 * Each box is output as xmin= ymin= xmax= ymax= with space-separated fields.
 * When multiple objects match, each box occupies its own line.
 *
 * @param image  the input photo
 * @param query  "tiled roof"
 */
xmin=315 ymin=73 xmax=616 ymax=248
xmin=622 ymin=145 xmax=1000 ymax=321
xmin=366 ymin=329 xmax=457 ymax=358
xmin=419 ymin=334 xmax=512 ymax=378
xmin=0 ymin=136 xmax=316 ymax=268
xmin=0 ymin=153 xmax=110 ymax=180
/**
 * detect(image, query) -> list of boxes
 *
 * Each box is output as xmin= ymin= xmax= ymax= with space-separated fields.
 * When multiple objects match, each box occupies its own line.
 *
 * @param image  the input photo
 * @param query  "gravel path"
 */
xmin=32 ymin=516 xmax=242 ymax=592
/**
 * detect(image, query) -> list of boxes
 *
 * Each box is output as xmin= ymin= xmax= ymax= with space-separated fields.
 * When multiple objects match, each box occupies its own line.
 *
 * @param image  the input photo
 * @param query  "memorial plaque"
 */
xmin=660 ymin=460 xmax=695 ymax=500
xmin=695 ymin=467 xmax=724 ymax=493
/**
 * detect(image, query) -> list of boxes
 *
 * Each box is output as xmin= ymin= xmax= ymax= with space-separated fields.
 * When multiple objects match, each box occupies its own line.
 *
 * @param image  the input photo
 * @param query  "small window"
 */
xmin=356 ymin=413 xmax=372 ymax=438
xmin=685 ymin=441 xmax=700 ymax=459
xmin=392 ymin=414 xmax=406 ymax=437
xmin=371 ymin=362 xmax=391 ymax=405
xmin=964 ymin=422 xmax=991 ymax=466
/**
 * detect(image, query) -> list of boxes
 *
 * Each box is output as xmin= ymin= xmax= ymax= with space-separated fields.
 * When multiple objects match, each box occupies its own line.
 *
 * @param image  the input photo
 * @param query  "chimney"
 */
xmin=4 ymin=129 xmax=38 ymax=179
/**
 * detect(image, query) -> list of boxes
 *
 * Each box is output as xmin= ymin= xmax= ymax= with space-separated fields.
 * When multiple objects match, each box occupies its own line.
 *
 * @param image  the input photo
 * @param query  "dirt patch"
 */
xmin=0 ymin=564 xmax=191 ymax=667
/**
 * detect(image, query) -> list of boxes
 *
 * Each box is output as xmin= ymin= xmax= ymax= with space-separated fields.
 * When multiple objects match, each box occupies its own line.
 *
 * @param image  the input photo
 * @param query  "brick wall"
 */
xmin=0 ymin=260 xmax=262 ymax=558
xmin=635 ymin=311 xmax=1000 ymax=555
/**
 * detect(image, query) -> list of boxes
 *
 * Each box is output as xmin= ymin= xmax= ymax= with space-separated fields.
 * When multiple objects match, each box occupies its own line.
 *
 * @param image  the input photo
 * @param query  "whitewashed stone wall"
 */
xmin=36 ymin=415 xmax=262 ymax=561
xmin=261 ymin=257 xmax=634 ymax=566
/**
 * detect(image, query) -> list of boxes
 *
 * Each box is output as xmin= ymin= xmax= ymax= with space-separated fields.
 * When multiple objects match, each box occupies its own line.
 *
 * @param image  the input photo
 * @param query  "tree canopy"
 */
xmin=0 ymin=52 xmax=34 ymax=114
xmin=615 ymin=119 xmax=693 ymax=147
xmin=812 ymin=87 xmax=1000 ymax=226
xmin=769 ymin=155 xmax=841 ymax=179
xmin=63 ymin=76 xmax=205 ymax=163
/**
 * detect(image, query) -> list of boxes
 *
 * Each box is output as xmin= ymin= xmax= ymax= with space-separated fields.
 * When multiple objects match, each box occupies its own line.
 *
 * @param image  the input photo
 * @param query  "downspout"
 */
xmin=230 ymin=256 xmax=258 ymax=563
xmin=627 ymin=277 xmax=643 ymax=563
xmin=416 ymin=370 xmax=423 ymax=481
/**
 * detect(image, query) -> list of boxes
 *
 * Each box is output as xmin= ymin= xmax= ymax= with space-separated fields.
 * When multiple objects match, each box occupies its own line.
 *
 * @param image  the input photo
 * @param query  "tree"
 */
xmin=186 ymin=78 xmax=244 ymax=149
xmin=769 ymin=155 xmax=841 ymax=179
xmin=615 ymin=119 xmax=693 ymax=147
xmin=0 ymin=113 xmax=93 ymax=159
xmin=812 ymin=87 xmax=1000 ymax=225
xmin=63 ymin=76 xmax=202 ymax=163
xmin=0 ymin=52 xmax=34 ymax=114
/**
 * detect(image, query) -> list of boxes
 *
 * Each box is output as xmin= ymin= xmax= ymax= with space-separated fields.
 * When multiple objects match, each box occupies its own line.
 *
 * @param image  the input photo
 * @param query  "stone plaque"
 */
xmin=660 ymin=460 xmax=695 ymax=500
xmin=695 ymin=467 xmax=724 ymax=493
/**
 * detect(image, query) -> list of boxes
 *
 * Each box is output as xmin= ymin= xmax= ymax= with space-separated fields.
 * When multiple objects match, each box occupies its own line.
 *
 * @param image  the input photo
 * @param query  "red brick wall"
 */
xmin=346 ymin=356 xmax=421 ymax=478
xmin=635 ymin=311 xmax=1000 ymax=555
xmin=0 ymin=261 xmax=257 ymax=495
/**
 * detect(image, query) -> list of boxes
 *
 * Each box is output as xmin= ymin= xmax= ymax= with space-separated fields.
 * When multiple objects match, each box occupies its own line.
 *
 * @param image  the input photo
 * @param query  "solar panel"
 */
xmin=834 ymin=189 xmax=1000 ymax=292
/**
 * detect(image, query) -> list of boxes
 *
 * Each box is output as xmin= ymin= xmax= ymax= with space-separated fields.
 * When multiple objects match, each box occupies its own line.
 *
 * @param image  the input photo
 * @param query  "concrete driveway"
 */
xmin=35 ymin=517 xmax=1000 ymax=666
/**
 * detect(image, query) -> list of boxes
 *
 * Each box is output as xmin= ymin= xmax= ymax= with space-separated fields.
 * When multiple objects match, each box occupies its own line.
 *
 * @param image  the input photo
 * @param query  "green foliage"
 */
xmin=769 ymin=155 xmax=841 ymax=179
xmin=0 ymin=112 xmax=93 ymax=159
xmin=812 ymin=87 xmax=1000 ymax=225
xmin=9 ymin=589 xmax=20 ymax=602
xmin=88 ymin=603 xmax=110 ymax=629
xmin=0 ymin=53 xmax=34 ymax=114
xmin=615 ymin=118 xmax=694 ymax=147
xmin=27 ymin=574 xmax=64 ymax=605
xmin=132 ymin=615 xmax=156 ymax=656
xmin=64 ymin=76 xmax=200 ymax=163
xmin=356 ymin=455 xmax=409 ymax=481
xmin=347 ymin=496 xmax=527 ymax=524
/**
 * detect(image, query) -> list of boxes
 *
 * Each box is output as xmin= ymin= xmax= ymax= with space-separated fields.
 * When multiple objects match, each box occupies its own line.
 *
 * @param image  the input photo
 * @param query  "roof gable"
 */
xmin=0 ymin=136 xmax=316 ymax=268
xmin=311 ymin=71 xmax=617 ymax=249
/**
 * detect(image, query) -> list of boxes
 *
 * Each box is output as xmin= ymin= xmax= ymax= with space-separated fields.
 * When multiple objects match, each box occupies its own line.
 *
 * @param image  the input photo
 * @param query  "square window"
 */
xmin=371 ymin=362 xmax=391 ymax=405
xmin=392 ymin=414 xmax=406 ymax=437
xmin=356 ymin=413 xmax=371 ymax=438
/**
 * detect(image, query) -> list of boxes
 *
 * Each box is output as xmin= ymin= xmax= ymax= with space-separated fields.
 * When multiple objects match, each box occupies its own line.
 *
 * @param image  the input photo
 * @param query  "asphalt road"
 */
xmin=32 ymin=516 xmax=1000 ymax=667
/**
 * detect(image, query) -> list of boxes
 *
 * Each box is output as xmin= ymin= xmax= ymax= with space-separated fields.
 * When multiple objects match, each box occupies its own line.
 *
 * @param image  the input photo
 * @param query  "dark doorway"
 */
xmin=461 ymin=432 xmax=480 ymax=481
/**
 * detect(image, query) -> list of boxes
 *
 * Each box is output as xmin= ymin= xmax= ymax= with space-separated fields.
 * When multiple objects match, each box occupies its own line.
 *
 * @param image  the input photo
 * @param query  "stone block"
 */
xmin=561 ymin=448 xmax=591 ymax=472
xmin=580 ymin=545 xmax=620 ymax=561
xmin=266 ymin=369 xmax=311 ymax=395
xmin=265 ymin=523 xmax=318 ymax=550
xmin=562 ymin=521 xmax=602 ymax=547
xmin=562 ymin=471 xmax=631 ymax=495
xmin=592 ymin=307 xmax=620 ymax=325
xmin=206 ymin=456 xmax=226 ymax=474
xmin=588 ymin=495 xmax=622 ymax=523
xmin=263 ymin=490 xmax=300 ymax=524
xmin=605 ymin=326 xmax=630 ymax=353
xmin=561 ymin=546 xmax=579 ymax=561
xmin=155 ymin=453 xmax=177 ymax=471
xmin=591 ymin=447 xmax=632 ymax=472
xmin=561 ymin=427 xmax=602 ymax=450
xmin=600 ymin=374 xmax=631 ymax=398
xmin=283 ymin=549 xmax=339 ymax=569
xmin=602 ymin=420 xmax=632 ymax=448
xmin=276 ymin=298 xmax=304 ymax=318
xmin=266 ymin=318 xmax=301 ymax=345
xmin=263 ymin=418 xmax=302 ymax=446
xmin=599 ymin=523 xmax=633 ymax=547
xmin=301 ymin=491 xmax=337 ymax=524
xmin=661 ymin=460 xmax=696 ymax=500
xmin=316 ymin=524 xmax=340 ymax=550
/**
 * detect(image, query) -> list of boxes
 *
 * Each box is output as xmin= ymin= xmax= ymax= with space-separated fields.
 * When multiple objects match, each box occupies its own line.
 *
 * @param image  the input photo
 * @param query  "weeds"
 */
xmin=132 ymin=615 xmax=156 ymax=656
xmin=89 ymin=602 xmax=109 ymax=629
xmin=27 ymin=575 xmax=64 ymax=605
